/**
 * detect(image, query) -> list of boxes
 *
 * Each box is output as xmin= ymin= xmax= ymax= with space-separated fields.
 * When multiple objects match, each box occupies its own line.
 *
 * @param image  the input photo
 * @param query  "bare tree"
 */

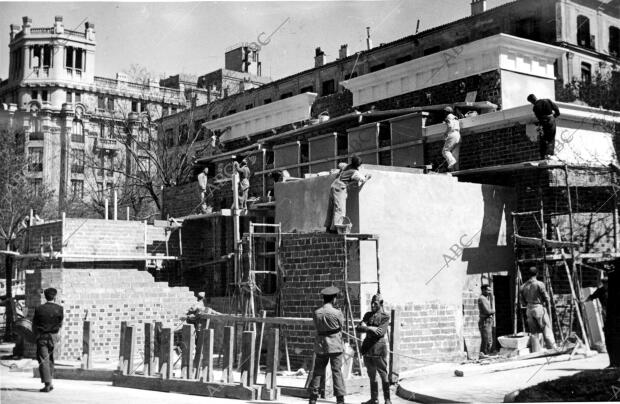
xmin=0 ymin=127 xmax=53 ymax=340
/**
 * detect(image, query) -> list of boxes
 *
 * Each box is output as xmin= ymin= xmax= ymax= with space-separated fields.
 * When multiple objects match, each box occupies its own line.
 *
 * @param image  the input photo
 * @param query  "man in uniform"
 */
xmin=478 ymin=285 xmax=495 ymax=356
xmin=32 ymin=287 xmax=64 ymax=392
xmin=308 ymin=286 xmax=346 ymax=404
xmin=357 ymin=294 xmax=391 ymax=404
xmin=519 ymin=267 xmax=557 ymax=350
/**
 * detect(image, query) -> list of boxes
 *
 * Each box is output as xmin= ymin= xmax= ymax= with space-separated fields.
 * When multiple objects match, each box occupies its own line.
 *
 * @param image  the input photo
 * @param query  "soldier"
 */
xmin=33 ymin=287 xmax=64 ymax=392
xmin=357 ymin=294 xmax=391 ymax=404
xmin=308 ymin=286 xmax=346 ymax=404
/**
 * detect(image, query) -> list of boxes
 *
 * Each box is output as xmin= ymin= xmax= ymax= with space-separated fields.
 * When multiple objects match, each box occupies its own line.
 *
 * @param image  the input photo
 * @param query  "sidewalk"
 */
xmin=396 ymin=353 xmax=608 ymax=403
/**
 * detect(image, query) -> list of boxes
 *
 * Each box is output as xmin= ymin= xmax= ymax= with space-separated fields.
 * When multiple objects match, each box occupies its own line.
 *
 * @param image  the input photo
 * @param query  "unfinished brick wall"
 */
xmin=24 ymin=267 xmax=197 ymax=361
xmin=311 ymin=90 xmax=354 ymax=119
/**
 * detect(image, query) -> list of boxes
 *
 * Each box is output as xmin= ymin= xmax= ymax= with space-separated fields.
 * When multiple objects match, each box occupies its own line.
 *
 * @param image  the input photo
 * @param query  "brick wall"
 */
xmin=311 ymin=90 xmax=354 ymax=119
xmin=24 ymin=267 xmax=197 ymax=361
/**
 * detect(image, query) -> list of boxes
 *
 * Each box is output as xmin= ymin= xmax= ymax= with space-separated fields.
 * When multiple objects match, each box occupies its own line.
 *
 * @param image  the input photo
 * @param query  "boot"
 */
xmin=382 ymin=382 xmax=391 ymax=404
xmin=309 ymin=393 xmax=318 ymax=404
xmin=40 ymin=383 xmax=53 ymax=392
xmin=337 ymin=396 xmax=345 ymax=404
xmin=362 ymin=381 xmax=379 ymax=404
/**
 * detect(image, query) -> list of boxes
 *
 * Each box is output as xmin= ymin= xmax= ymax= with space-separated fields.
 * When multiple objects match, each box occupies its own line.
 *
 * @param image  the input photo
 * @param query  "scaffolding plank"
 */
xmin=514 ymin=234 xmax=580 ymax=248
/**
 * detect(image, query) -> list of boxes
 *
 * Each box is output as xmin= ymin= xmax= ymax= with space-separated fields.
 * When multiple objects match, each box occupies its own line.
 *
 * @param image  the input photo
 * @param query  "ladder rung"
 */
xmin=252 ymin=271 xmax=277 ymax=274
xmin=512 ymin=210 xmax=539 ymax=216
xmin=257 ymin=252 xmax=277 ymax=256
xmin=250 ymin=233 xmax=279 ymax=237
xmin=250 ymin=224 xmax=282 ymax=228
xmin=346 ymin=281 xmax=379 ymax=284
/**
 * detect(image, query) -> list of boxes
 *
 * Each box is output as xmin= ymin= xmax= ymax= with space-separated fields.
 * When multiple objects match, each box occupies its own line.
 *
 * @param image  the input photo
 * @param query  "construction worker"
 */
xmin=233 ymin=157 xmax=251 ymax=210
xmin=33 ymin=287 xmax=64 ymax=392
xmin=197 ymin=167 xmax=210 ymax=213
xmin=478 ymin=285 xmax=495 ymax=356
xmin=357 ymin=294 xmax=391 ymax=404
xmin=308 ymin=286 xmax=346 ymax=404
xmin=526 ymin=94 xmax=561 ymax=160
xmin=325 ymin=155 xmax=371 ymax=233
xmin=441 ymin=106 xmax=461 ymax=172
xmin=519 ymin=266 xmax=557 ymax=350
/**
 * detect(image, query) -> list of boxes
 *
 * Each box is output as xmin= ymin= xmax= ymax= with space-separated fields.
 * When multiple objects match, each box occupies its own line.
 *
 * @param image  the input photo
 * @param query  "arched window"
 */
xmin=577 ymin=15 xmax=591 ymax=48
xmin=71 ymin=119 xmax=84 ymax=143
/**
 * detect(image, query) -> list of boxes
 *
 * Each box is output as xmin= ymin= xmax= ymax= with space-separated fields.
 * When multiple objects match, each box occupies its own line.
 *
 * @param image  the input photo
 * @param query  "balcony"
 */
xmin=93 ymin=137 xmax=120 ymax=153
xmin=29 ymin=132 xmax=44 ymax=141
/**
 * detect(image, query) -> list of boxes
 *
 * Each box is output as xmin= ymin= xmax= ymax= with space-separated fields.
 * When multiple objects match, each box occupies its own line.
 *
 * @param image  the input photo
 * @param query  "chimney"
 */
xmin=366 ymin=27 xmax=372 ymax=50
xmin=471 ymin=0 xmax=487 ymax=16
xmin=54 ymin=16 xmax=64 ymax=34
xmin=85 ymin=21 xmax=95 ymax=41
xmin=338 ymin=44 xmax=349 ymax=59
xmin=314 ymin=47 xmax=325 ymax=67
xmin=10 ymin=24 xmax=21 ymax=40
xmin=22 ymin=16 xmax=32 ymax=35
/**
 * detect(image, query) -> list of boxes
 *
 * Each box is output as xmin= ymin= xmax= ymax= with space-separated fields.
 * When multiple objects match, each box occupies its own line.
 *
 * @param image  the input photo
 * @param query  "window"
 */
xmin=71 ymin=180 xmax=84 ymax=198
xmin=107 ymin=97 xmax=114 ymax=111
xmin=30 ymin=115 xmax=42 ymax=135
xmin=300 ymin=85 xmax=314 ymax=93
xmin=41 ymin=90 xmax=48 ymax=102
xmin=28 ymin=147 xmax=43 ymax=172
xmin=321 ymin=79 xmax=335 ymax=96
xmin=106 ymin=155 xmax=114 ymax=177
xmin=138 ymin=156 xmax=151 ymax=179
xmin=179 ymin=124 xmax=189 ymax=145
xmin=71 ymin=119 xmax=84 ymax=143
xmin=71 ymin=149 xmax=85 ymax=173
xmin=65 ymin=46 xmax=84 ymax=70
xmin=581 ymin=62 xmax=592 ymax=83
xmin=165 ymin=128 xmax=174 ymax=147
xmin=74 ymin=92 xmax=81 ymax=104
xmin=31 ymin=90 xmax=38 ymax=100
xmin=131 ymin=100 xmax=138 ymax=112
xmin=30 ymin=178 xmax=43 ymax=197
xmin=226 ymin=109 xmax=237 ymax=116
xmin=423 ymin=46 xmax=441 ymax=56
xmin=66 ymin=91 xmax=72 ymax=103
xmin=263 ymin=99 xmax=272 ymax=105
xmin=211 ymin=114 xmax=219 ymax=120
xmin=577 ymin=15 xmax=592 ymax=48
xmin=245 ymin=104 xmax=253 ymax=110
xmin=98 ymin=96 xmax=105 ymax=110
xmin=395 ymin=55 xmax=412 ymax=64
xmin=280 ymin=92 xmax=293 ymax=99
xmin=96 ymin=182 xmax=103 ymax=197
xmin=140 ymin=101 xmax=147 ymax=112
xmin=370 ymin=63 xmax=386 ymax=72
xmin=610 ymin=27 xmax=620 ymax=57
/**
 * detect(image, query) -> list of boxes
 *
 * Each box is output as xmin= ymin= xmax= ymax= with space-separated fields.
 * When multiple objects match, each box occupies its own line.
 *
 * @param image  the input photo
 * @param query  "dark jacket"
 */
xmin=532 ymin=99 xmax=560 ymax=120
xmin=356 ymin=310 xmax=390 ymax=356
xmin=33 ymin=301 xmax=64 ymax=336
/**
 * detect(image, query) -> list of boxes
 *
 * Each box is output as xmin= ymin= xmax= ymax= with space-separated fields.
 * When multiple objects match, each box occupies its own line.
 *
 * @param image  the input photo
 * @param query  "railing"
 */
xmin=93 ymin=76 xmax=184 ymax=100
xmin=29 ymin=132 xmax=44 ymax=141
xmin=31 ymin=27 xmax=54 ymax=34
xmin=94 ymin=137 xmax=120 ymax=152
xmin=71 ymin=165 xmax=85 ymax=174
xmin=71 ymin=134 xmax=85 ymax=143
xmin=65 ymin=29 xmax=86 ymax=38
xmin=28 ymin=163 xmax=43 ymax=172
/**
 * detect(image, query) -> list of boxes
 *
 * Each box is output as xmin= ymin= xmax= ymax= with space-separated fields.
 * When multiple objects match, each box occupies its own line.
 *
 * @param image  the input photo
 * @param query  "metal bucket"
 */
xmin=14 ymin=318 xmax=35 ymax=343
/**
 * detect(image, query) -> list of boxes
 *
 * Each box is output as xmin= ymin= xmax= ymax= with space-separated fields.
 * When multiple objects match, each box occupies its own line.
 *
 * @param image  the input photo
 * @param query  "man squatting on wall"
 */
xmin=527 ymin=94 xmax=561 ymax=161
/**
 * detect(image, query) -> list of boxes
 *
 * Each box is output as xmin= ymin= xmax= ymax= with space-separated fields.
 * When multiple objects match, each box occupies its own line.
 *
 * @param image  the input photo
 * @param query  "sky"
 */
xmin=0 ymin=0 xmax=514 ymax=82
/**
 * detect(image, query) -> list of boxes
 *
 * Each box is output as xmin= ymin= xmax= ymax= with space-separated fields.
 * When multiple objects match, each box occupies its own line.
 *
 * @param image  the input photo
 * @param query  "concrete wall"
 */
xmin=275 ymin=165 xmax=516 ymax=365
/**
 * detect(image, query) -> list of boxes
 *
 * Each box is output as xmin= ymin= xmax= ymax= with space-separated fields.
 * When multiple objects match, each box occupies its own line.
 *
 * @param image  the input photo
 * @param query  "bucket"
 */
xmin=335 ymin=216 xmax=353 ymax=234
xmin=14 ymin=318 xmax=35 ymax=343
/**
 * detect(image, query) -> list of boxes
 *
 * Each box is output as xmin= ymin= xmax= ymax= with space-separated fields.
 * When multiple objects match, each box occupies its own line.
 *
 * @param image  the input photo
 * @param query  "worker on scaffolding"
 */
xmin=233 ymin=156 xmax=251 ymax=210
xmin=325 ymin=155 xmax=371 ymax=233
xmin=356 ymin=294 xmax=391 ymax=404
xmin=197 ymin=167 xmax=211 ymax=213
xmin=520 ymin=266 xmax=557 ymax=350
xmin=526 ymin=94 xmax=561 ymax=161
xmin=441 ymin=106 xmax=461 ymax=172
xmin=308 ymin=286 xmax=346 ymax=404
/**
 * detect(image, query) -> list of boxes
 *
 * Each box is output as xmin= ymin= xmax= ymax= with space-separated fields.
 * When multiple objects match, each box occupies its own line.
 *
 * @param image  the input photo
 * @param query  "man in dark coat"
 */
xmin=478 ymin=285 xmax=495 ymax=356
xmin=527 ymin=94 xmax=561 ymax=160
xmin=308 ymin=286 xmax=346 ymax=404
xmin=32 ymin=287 xmax=64 ymax=392
xmin=357 ymin=294 xmax=391 ymax=404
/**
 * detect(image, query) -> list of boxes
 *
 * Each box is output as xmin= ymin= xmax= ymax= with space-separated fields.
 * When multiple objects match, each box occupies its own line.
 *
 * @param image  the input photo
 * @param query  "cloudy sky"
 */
xmin=0 ymin=0 xmax=513 ymax=82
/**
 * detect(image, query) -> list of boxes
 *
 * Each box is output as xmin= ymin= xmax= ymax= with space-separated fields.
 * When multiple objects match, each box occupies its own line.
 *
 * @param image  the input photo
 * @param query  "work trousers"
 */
xmin=442 ymin=132 xmax=461 ymax=170
xmin=325 ymin=179 xmax=347 ymax=232
xmin=478 ymin=317 xmax=493 ymax=354
xmin=364 ymin=355 xmax=389 ymax=384
xmin=538 ymin=115 xmax=556 ymax=159
xmin=308 ymin=353 xmax=346 ymax=399
xmin=37 ymin=333 xmax=59 ymax=384
xmin=526 ymin=304 xmax=556 ymax=349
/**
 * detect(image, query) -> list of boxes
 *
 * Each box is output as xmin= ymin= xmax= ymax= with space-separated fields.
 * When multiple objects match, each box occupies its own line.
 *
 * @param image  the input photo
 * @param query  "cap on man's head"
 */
xmin=320 ymin=286 xmax=340 ymax=296
xmin=197 ymin=291 xmax=206 ymax=299
xmin=371 ymin=294 xmax=383 ymax=304
xmin=481 ymin=284 xmax=491 ymax=291
xmin=43 ymin=287 xmax=57 ymax=300
xmin=443 ymin=106 xmax=453 ymax=114
xmin=527 ymin=94 xmax=537 ymax=103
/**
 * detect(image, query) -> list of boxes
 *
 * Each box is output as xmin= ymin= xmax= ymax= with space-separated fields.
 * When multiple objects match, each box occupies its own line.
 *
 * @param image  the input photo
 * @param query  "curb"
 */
xmin=396 ymin=383 xmax=464 ymax=404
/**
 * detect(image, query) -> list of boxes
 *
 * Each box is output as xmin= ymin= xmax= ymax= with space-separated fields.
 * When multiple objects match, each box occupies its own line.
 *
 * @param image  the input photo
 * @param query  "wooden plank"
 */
xmin=181 ymin=324 xmax=194 ymax=379
xmin=154 ymin=321 xmax=162 ymax=372
xmin=199 ymin=313 xmax=313 ymax=326
xmin=223 ymin=326 xmax=234 ymax=383
xmin=253 ymin=310 xmax=267 ymax=384
xmin=159 ymin=327 xmax=173 ymax=379
xmin=165 ymin=379 xmax=259 ymax=400
xmin=144 ymin=323 xmax=155 ymax=376
xmin=241 ymin=331 xmax=256 ymax=387
xmin=82 ymin=320 xmax=92 ymax=370
xmin=389 ymin=309 xmax=401 ymax=384
xmin=200 ymin=328 xmax=214 ymax=382
xmin=118 ymin=321 xmax=127 ymax=372
xmin=193 ymin=319 xmax=207 ymax=379
xmin=122 ymin=325 xmax=137 ymax=375
xmin=262 ymin=328 xmax=280 ymax=401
